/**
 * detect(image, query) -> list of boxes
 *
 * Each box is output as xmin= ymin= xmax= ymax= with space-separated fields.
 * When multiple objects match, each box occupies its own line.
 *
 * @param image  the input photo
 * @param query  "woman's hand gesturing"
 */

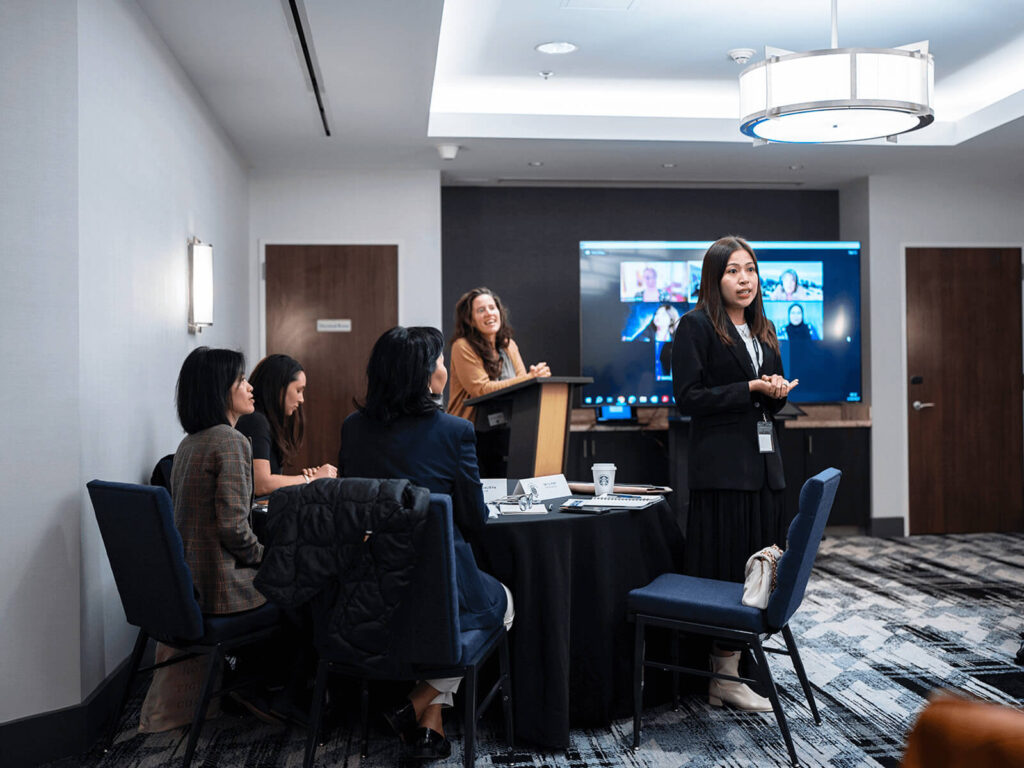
xmin=749 ymin=375 xmax=799 ymax=399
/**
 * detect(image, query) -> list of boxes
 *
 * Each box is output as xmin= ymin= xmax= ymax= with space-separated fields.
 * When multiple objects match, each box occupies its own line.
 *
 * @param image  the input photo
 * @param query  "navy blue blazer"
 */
xmin=672 ymin=308 xmax=787 ymax=492
xmin=338 ymin=408 xmax=507 ymax=632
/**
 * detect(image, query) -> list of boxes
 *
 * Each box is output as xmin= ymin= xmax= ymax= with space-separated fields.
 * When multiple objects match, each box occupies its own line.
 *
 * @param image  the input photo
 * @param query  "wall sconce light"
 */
xmin=188 ymin=237 xmax=213 ymax=334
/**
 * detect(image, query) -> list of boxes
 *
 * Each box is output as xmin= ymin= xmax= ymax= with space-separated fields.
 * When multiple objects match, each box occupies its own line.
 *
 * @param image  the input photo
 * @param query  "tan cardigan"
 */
xmin=448 ymin=337 xmax=530 ymax=421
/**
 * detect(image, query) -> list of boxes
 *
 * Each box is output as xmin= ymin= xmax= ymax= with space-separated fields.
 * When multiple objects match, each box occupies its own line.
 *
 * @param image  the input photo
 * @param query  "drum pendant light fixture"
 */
xmin=738 ymin=0 xmax=934 ymax=143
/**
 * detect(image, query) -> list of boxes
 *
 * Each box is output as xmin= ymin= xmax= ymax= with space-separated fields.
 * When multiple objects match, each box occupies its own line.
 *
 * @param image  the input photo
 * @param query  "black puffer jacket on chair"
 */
xmin=254 ymin=477 xmax=430 ymax=674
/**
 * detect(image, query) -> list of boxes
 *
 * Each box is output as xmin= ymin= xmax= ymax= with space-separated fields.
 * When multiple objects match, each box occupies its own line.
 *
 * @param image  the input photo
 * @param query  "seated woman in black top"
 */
xmin=235 ymin=354 xmax=336 ymax=496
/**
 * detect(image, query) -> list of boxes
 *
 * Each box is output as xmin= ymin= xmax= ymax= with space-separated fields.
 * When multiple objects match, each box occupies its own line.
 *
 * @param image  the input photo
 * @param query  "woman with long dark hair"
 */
xmin=337 ymin=326 xmax=514 ymax=760
xmin=671 ymin=236 xmax=798 ymax=712
xmin=447 ymin=287 xmax=550 ymax=422
xmin=236 ymin=354 xmax=336 ymax=496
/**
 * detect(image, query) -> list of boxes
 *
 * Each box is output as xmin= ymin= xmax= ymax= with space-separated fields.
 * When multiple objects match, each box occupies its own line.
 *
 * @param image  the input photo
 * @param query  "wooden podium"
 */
xmin=465 ymin=376 xmax=592 ymax=478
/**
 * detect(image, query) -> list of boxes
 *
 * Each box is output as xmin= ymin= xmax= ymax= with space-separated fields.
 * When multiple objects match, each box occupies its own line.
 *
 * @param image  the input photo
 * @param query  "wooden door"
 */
xmin=906 ymin=247 xmax=1023 ymax=533
xmin=265 ymin=245 xmax=398 ymax=472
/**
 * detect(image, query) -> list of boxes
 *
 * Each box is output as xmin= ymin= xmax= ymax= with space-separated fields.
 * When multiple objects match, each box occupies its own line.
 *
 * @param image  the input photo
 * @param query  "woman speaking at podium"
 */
xmin=447 ymin=287 xmax=551 ymax=421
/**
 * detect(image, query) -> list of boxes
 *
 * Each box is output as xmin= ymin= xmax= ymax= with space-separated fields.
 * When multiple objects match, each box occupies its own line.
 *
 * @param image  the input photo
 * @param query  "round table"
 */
xmin=477 ymin=498 xmax=685 ymax=749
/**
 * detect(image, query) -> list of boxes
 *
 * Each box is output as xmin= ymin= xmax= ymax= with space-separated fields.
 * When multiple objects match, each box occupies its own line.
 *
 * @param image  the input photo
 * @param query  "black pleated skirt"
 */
xmin=684 ymin=486 xmax=788 ymax=583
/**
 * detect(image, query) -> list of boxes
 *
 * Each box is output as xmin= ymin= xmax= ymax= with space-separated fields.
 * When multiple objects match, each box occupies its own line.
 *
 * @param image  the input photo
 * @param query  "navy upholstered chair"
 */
xmin=86 ymin=480 xmax=281 ymax=768
xmin=627 ymin=467 xmax=841 ymax=767
xmin=300 ymin=492 xmax=513 ymax=768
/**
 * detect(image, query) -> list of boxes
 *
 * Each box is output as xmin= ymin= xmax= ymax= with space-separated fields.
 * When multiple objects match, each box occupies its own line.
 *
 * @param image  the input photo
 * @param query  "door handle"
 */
xmin=912 ymin=400 xmax=935 ymax=411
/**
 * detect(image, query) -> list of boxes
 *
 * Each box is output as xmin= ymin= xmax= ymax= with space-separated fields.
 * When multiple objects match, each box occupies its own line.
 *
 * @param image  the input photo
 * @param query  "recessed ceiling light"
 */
xmin=528 ymin=161 xmax=544 ymax=167
xmin=539 ymin=71 xmax=554 ymax=80
xmin=788 ymin=164 xmax=804 ymax=171
xmin=536 ymin=41 xmax=578 ymax=55
xmin=662 ymin=163 xmax=676 ymax=168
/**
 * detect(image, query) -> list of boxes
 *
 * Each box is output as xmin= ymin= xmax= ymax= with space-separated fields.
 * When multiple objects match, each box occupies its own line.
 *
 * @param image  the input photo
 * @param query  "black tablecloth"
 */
xmin=478 ymin=499 xmax=685 ymax=749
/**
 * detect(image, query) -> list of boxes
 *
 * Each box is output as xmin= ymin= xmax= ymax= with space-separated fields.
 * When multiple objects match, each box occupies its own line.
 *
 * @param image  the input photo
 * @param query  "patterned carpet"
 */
xmin=48 ymin=533 xmax=1024 ymax=768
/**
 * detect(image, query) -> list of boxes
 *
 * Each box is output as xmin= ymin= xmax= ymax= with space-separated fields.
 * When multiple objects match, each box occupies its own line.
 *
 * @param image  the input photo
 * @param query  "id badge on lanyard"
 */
xmin=757 ymin=415 xmax=775 ymax=453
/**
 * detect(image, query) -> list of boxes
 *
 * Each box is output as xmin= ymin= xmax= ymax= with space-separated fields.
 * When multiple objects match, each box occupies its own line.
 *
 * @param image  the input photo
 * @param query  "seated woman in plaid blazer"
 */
xmin=171 ymin=347 xmax=265 ymax=614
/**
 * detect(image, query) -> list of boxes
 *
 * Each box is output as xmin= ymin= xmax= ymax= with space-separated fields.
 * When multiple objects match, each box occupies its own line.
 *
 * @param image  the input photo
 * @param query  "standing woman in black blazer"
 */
xmin=672 ymin=235 xmax=798 ymax=711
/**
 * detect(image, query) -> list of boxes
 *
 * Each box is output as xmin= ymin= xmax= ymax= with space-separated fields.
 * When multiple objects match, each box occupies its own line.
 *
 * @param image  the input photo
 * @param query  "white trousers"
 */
xmin=425 ymin=583 xmax=515 ymax=707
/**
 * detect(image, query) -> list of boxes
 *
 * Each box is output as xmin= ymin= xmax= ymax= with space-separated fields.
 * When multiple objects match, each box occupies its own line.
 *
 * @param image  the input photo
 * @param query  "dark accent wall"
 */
xmin=441 ymin=187 xmax=839 ymax=374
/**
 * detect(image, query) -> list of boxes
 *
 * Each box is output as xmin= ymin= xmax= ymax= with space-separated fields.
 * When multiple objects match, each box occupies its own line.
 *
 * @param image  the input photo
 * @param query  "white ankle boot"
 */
xmin=708 ymin=651 xmax=773 ymax=712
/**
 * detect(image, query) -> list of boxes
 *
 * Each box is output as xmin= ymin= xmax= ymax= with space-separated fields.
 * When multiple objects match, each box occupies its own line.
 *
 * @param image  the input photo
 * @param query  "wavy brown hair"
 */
xmin=695 ymin=236 xmax=779 ymax=354
xmin=451 ymin=287 xmax=515 ymax=380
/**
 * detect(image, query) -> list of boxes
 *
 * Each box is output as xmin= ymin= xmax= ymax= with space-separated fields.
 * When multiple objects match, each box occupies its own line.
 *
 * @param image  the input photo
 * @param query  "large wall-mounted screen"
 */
xmin=579 ymin=241 xmax=862 ymax=406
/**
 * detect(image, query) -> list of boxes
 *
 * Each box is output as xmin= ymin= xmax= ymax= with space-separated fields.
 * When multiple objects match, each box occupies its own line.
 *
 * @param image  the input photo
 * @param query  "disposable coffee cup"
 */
xmin=591 ymin=463 xmax=616 ymax=496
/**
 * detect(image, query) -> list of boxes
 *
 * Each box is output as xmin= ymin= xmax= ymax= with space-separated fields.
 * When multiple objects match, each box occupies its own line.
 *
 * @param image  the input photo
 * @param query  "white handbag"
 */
xmin=741 ymin=544 xmax=784 ymax=608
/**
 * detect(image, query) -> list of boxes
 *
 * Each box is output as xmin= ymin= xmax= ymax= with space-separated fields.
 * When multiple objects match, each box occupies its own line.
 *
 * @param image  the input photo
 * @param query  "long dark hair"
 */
xmin=358 ymin=326 xmax=444 ymax=425
xmin=451 ymin=287 xmax=514 ymax=380
xmin=176 ymin=347 xmax=246 ymax=435
xmin=695 ymin=236 xmax=779 ymax=353
xmin=249 ymin=354 xmax=304 ymax=462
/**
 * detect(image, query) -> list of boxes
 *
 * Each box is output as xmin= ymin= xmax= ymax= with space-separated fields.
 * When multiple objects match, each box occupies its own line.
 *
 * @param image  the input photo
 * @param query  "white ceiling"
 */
xmin=137 ymin=0 xmax=1024 ymax=189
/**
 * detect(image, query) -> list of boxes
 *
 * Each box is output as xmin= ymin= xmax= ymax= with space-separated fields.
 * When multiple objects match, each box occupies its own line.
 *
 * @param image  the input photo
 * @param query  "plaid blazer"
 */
xmin=170 ymin=424 xmax=265 ymax=614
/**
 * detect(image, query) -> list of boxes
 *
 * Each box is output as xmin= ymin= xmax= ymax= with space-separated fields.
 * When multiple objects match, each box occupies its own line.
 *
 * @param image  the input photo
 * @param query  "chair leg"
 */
xmin=103 ymin=629 xmax=148 ymax=750
xmin=751 ymin=639 xmax=799 ymax=768
xmin=670 ymin=630 xmax=680 ymax=710
xmin=182 ymin=648 xmax=221 ymax=768
xmin=498 ymin=632 xmax=515 ymax=749
xmin=359 ymin=679 xmax=370 ymax=758
xmin=303 ymin=660 xmax=330 ymax=768
xmin=632 ymin=617 xmax=645 ymax=749
xmin=782 ymin=624 xmax=820 ymax=725
xmin=463 ymin=665 xmax=478 ymax=768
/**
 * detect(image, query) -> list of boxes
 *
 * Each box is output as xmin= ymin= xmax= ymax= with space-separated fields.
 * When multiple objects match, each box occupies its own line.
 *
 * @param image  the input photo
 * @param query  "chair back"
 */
xmin=390 ymin=493 xmax=461 ymax=666
xmin=764 ymin=468 xmax=841 ymax=631
xmin=87 ymin=480 xmax=204 ymax=643
xmin=267 ymin=483 xmax=461 ymax=673
xmin=149 ymin=454 xmax=174 ymax=492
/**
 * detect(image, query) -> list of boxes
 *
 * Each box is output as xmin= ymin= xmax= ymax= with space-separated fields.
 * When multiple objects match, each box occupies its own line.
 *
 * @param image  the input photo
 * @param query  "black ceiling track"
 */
xmin=288 ymin=0 xmax=331 ymax=137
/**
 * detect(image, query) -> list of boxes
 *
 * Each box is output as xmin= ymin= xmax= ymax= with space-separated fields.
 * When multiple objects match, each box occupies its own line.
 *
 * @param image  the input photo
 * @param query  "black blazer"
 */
xmin=338 ymin=409 xmax=507 ymax=631
xmin=672 ymin=308 xmax=787 ymax=491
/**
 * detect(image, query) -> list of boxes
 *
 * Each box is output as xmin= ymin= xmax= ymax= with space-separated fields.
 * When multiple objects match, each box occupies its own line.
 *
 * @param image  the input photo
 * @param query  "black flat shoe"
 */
xmin=409 ymin=727 xmax=451 ymax=760
xmin=382 ymin=700 xmax=417 ymax=741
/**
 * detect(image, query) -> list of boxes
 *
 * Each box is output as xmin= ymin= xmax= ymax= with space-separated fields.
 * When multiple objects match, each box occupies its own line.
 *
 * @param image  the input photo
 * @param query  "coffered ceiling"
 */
xmin=138 ymin=0 xmax=1024 ymax=188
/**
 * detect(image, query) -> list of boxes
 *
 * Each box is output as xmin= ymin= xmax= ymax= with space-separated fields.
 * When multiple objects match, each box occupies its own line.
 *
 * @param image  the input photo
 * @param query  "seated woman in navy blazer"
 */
xmin=338 ymin=325 xmax=514 ymax=761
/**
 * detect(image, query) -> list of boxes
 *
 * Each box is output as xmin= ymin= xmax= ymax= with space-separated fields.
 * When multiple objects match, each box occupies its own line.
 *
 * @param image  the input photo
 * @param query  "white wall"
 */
xmin=0 ymin=0 xmax=82 ymax=724
xmin=863 ymin=171 xmax=1024 ymax=532
xmin=248 ymin=169 xmax=442 ymax=355
xmin=77 ymin=0 xmax=251 ymax=697
xmin=0 ymin=0 xmax=250 ymax=724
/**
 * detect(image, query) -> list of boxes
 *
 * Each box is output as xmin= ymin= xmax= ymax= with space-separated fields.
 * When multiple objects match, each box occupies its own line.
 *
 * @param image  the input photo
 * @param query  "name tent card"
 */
xmin=514 ymin=474 xmax=571 ymax=502
xmin=480 ymin=478 xmax=508 ymax=504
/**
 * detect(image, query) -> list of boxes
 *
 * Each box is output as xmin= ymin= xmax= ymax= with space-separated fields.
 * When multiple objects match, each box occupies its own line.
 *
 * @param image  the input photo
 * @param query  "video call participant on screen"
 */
xmin=338 ymin=326 xmax=514 ymax=760
xmin=783 ymin=303 xmax=819 ymax=341
xmin=672 ymin=236 xmax=798 ymax=713
xmin=447 ymin=287 xmax=551 ymax=421
xmin=235 ymin=354 xmax=336 ymax=497
xmin=640 ymin=303 xmax=680 ymax=342
xmin=635 ymin=266 xmax=671 ymax=302
xmin=768 ymin=268 xmax=810 ymax=301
